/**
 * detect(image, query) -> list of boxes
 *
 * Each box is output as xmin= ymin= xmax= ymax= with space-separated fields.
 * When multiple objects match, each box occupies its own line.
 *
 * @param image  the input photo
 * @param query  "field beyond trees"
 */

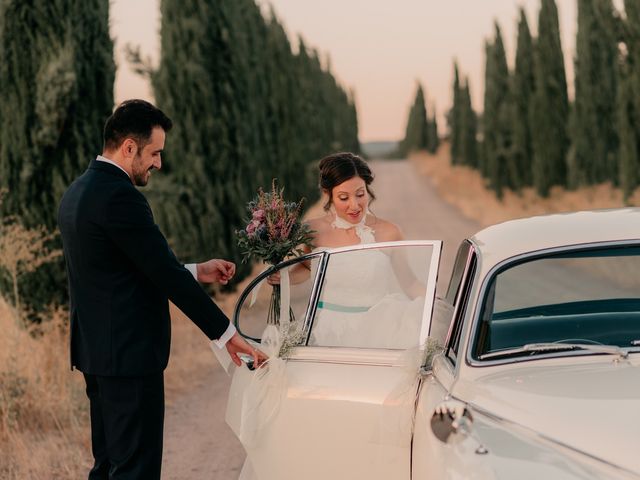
xmin=413 ymin=143 xmax=640 ymax=227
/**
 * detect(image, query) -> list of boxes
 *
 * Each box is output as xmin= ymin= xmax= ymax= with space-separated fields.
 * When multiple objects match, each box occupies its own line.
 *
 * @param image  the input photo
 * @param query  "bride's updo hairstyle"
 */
xmin=319 ymin=152 xmax=376 ymax=211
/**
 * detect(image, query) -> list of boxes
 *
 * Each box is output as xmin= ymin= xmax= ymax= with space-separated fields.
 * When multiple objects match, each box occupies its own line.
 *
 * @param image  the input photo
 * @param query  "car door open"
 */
xmin=225 ymin=240 xmax=442 ymax=480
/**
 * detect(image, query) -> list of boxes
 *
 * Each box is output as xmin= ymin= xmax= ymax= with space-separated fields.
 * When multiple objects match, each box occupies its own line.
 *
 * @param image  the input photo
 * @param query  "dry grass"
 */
xmin=0 ymin=300 xmax=91 ymax=479
xmin=412 ymin=143 xmax=640 ymax=227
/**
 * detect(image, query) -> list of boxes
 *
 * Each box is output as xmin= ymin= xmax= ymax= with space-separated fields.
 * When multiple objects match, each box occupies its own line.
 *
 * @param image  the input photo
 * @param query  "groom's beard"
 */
xmin=131 ymin=156 xmax=153 ymax=186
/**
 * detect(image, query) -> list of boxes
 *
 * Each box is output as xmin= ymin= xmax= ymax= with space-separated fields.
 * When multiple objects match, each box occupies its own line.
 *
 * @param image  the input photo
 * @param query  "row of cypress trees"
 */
xmin=141 ymin=0 xmax=359 ymax=279
xmin=0 ymin=0 xmax=358 ymax=311
xmin=449 ymin=0 xmax=640 ymax=200
xmin=399 ymin=83 xmax=439 ymax=156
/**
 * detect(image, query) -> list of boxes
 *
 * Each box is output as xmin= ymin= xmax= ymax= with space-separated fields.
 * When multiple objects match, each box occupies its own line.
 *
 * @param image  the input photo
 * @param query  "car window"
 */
xmin=307 ymin=244 xmax=436 ymax=349
xmin=234 ymin=254 xmax=321 ymax=342
xmin=473 ymin=245 xmax=640 ymax=359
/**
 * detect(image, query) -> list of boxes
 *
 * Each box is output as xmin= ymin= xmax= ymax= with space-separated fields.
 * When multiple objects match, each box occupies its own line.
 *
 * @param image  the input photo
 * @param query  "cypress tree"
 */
xmin=427 ymin=104 xmax=439 ymax=154
xmin=151 ymin=0 xmax=231 ymax=266
xmin=400 ymin=83 xmax=429 ymax=155
xmin=450 ymin=62 xmax=462 ymax=164
xmin=512 ymin=8 xmax=535 ymax=187
xmin=263 ymin=12 xmax=322 ymax=202
xmin=0 ymin=0 xmax=114 ymax=227
xmin=531 ymin=0 xmax=569 ymax=196
xmin=345 ymin=90 xmax=360 ymax=154
xmin=569 ymin=0 xmax=619 ymax=187
xmin=0 ymin=0 xmax=114 ymax=310
xmin=617 ymin=0 xmax=640 ymax=200
xmin=459 ymin=79 xmax=479 ymax=169
xmin=617 ymin=60 xmax=639 ymax=201
xmin=482 ymin=23 xmax=513 ymax=197
xmin=482 ymin=39 xmax=495 ymax=180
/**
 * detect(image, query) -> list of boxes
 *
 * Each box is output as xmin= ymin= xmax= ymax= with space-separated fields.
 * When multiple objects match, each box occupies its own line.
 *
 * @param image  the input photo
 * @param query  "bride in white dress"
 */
xmin=238 ymin=152 xmax=426 ymax=480
xmin=270 ymin=152 xmax=425 ymax=349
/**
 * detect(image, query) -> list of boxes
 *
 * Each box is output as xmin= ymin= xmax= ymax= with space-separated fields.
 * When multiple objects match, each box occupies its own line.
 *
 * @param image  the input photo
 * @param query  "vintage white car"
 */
xmin=223 ymin=208 xmax=640 ymax=480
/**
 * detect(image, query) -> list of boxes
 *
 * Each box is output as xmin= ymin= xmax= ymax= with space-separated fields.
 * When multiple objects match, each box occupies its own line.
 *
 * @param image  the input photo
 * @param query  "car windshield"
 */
xmin=474 ymin=245 xmax=640 ymax=360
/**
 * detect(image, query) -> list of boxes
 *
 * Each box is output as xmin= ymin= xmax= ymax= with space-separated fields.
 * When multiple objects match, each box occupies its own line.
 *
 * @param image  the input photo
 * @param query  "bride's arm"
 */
xmin=391 ymin=250 xmax=426 ymax=299
xmin=379 ymin=223 xmax=426 ymax=299
xmin=267 ymin=260 xmax=312 ymax=286
xmin=267 ymin=242 xmax=314 ymax=286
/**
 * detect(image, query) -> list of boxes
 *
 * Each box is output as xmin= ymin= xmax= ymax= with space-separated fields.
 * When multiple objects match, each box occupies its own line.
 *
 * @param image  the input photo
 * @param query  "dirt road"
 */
xmin=161 ymin=159 xmax=479 ymax=479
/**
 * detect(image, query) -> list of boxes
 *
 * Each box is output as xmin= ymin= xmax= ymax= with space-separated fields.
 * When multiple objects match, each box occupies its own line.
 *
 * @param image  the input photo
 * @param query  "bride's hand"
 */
xmin=267 ymin=271 xmax=281 ymax=285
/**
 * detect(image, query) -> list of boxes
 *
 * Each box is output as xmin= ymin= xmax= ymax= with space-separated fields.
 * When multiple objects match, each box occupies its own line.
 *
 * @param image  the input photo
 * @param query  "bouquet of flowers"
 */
xmin=237 ymin=180 xmax=314 ymax=325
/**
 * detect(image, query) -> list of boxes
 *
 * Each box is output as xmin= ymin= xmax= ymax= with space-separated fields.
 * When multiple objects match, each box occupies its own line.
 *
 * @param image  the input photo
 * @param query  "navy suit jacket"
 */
xmin=58 ymin=159 xmax=230 ymax=376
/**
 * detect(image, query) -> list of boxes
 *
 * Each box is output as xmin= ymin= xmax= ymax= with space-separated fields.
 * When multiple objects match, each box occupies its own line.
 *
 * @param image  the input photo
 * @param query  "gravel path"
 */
xmin=161 ymin=159 xmax=480 ymax=479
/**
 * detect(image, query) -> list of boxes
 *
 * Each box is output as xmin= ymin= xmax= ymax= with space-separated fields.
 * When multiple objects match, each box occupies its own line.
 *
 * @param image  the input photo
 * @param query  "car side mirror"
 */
xmin=430 ymin=400 xmax=473 ymax=444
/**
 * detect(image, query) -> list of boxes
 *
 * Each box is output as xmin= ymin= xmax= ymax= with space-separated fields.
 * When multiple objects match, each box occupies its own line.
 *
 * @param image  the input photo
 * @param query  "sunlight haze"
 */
xmin=111 ymin=1 xmax=625 ymax=142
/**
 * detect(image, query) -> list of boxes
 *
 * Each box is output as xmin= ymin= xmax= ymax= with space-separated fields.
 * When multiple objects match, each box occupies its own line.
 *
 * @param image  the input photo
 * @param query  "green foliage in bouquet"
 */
xmin=236 ymin=181 xmax=315 ymax=266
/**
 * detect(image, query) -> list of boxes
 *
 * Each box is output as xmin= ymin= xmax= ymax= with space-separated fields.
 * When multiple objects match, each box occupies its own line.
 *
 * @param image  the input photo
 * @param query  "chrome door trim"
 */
xmin=419 ymin=240 xmax=443 ymax=346
xmin=284 ymin=346 xmax=410 ymax=367
xmin=442 ymin=241 xmax=477 ymax=367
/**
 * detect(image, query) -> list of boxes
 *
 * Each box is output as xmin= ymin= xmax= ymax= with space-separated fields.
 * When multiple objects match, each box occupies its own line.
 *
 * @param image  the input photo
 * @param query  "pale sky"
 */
xmin=111 ymin=0 xmax=625 ymax=142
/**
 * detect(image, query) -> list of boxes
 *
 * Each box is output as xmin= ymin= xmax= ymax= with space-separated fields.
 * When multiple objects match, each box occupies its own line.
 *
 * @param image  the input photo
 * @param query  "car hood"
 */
xmin=455 ymin=356 xmax=640 ymax=475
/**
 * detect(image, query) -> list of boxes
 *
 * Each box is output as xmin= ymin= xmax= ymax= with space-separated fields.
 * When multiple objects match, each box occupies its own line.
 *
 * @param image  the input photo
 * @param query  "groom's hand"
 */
xmin=226 ymin=332 xmax=268 ymax=367
xmin=196 ymin=259 xmax=236 ymax=284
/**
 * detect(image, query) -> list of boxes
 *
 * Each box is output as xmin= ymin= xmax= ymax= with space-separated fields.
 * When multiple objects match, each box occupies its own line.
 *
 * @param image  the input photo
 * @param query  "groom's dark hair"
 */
xmin=103 ymin=99 xmax=173 ymax=151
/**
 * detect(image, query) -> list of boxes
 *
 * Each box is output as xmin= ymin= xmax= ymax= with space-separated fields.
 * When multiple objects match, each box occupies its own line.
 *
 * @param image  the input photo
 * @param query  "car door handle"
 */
xmin=238 ymin=353 xmax=256 ymax=371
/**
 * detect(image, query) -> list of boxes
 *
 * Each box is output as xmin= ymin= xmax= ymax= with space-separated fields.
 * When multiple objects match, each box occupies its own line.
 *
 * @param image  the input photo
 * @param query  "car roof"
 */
xmin=469 ymin=208 xmax=640 ymax=268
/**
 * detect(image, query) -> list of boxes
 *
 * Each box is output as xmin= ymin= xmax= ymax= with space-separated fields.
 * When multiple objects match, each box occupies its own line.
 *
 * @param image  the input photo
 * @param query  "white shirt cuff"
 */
xmin=185 ymin=263 xmax=197 ymax=280
xmin=212 ymin=323 xmax=237 ymax=349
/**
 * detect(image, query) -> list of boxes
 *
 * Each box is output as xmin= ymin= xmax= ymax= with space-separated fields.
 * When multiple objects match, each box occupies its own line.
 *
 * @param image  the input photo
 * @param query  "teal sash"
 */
xmin=317 ymin=301 xmax=370 ymax=313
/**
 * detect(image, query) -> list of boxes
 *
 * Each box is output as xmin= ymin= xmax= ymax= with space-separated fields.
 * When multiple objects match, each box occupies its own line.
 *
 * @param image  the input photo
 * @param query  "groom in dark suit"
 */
xmin=58 ymin=99 xmax=264 ymax=479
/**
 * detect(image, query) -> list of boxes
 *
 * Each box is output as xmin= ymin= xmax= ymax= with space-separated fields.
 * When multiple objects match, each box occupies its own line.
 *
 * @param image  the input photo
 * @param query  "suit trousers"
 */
xmin=83 ymin=372 xmax=164 ymax=480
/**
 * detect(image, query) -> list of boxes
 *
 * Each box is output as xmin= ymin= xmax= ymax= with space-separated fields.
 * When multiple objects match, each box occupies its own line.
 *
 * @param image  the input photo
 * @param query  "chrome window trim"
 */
xmin=320 ymin=239 xmax=442 ymax=255
xmin=234 ymin=240 xmax=443 ymax=350
xmin=303 ymin=251 xmax=329 ymax=345
xmin=420 ymin=241 xmax=443 ymax=346
xmin=233 ymin=250 xmax=326 ymax=342
xmin=309 ymin=240 xmax=443 ymax=348
xmin=443 ymin=241 xmax=477 ymax=368
xmin=304 ymin=240 xmax=442 ymax=350
xmin=465 ymin=239 xmax=640 ymax=367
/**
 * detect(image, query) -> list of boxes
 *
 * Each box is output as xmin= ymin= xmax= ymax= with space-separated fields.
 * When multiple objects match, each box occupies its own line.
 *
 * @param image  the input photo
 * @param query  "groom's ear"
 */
xmin=122 ymin=138 xmax=138 ymax=159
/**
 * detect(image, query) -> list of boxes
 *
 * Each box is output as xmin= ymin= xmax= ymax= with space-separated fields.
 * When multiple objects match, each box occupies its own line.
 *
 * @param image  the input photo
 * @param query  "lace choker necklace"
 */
xmin=331 ymin=211 xmax=375 ymax=243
